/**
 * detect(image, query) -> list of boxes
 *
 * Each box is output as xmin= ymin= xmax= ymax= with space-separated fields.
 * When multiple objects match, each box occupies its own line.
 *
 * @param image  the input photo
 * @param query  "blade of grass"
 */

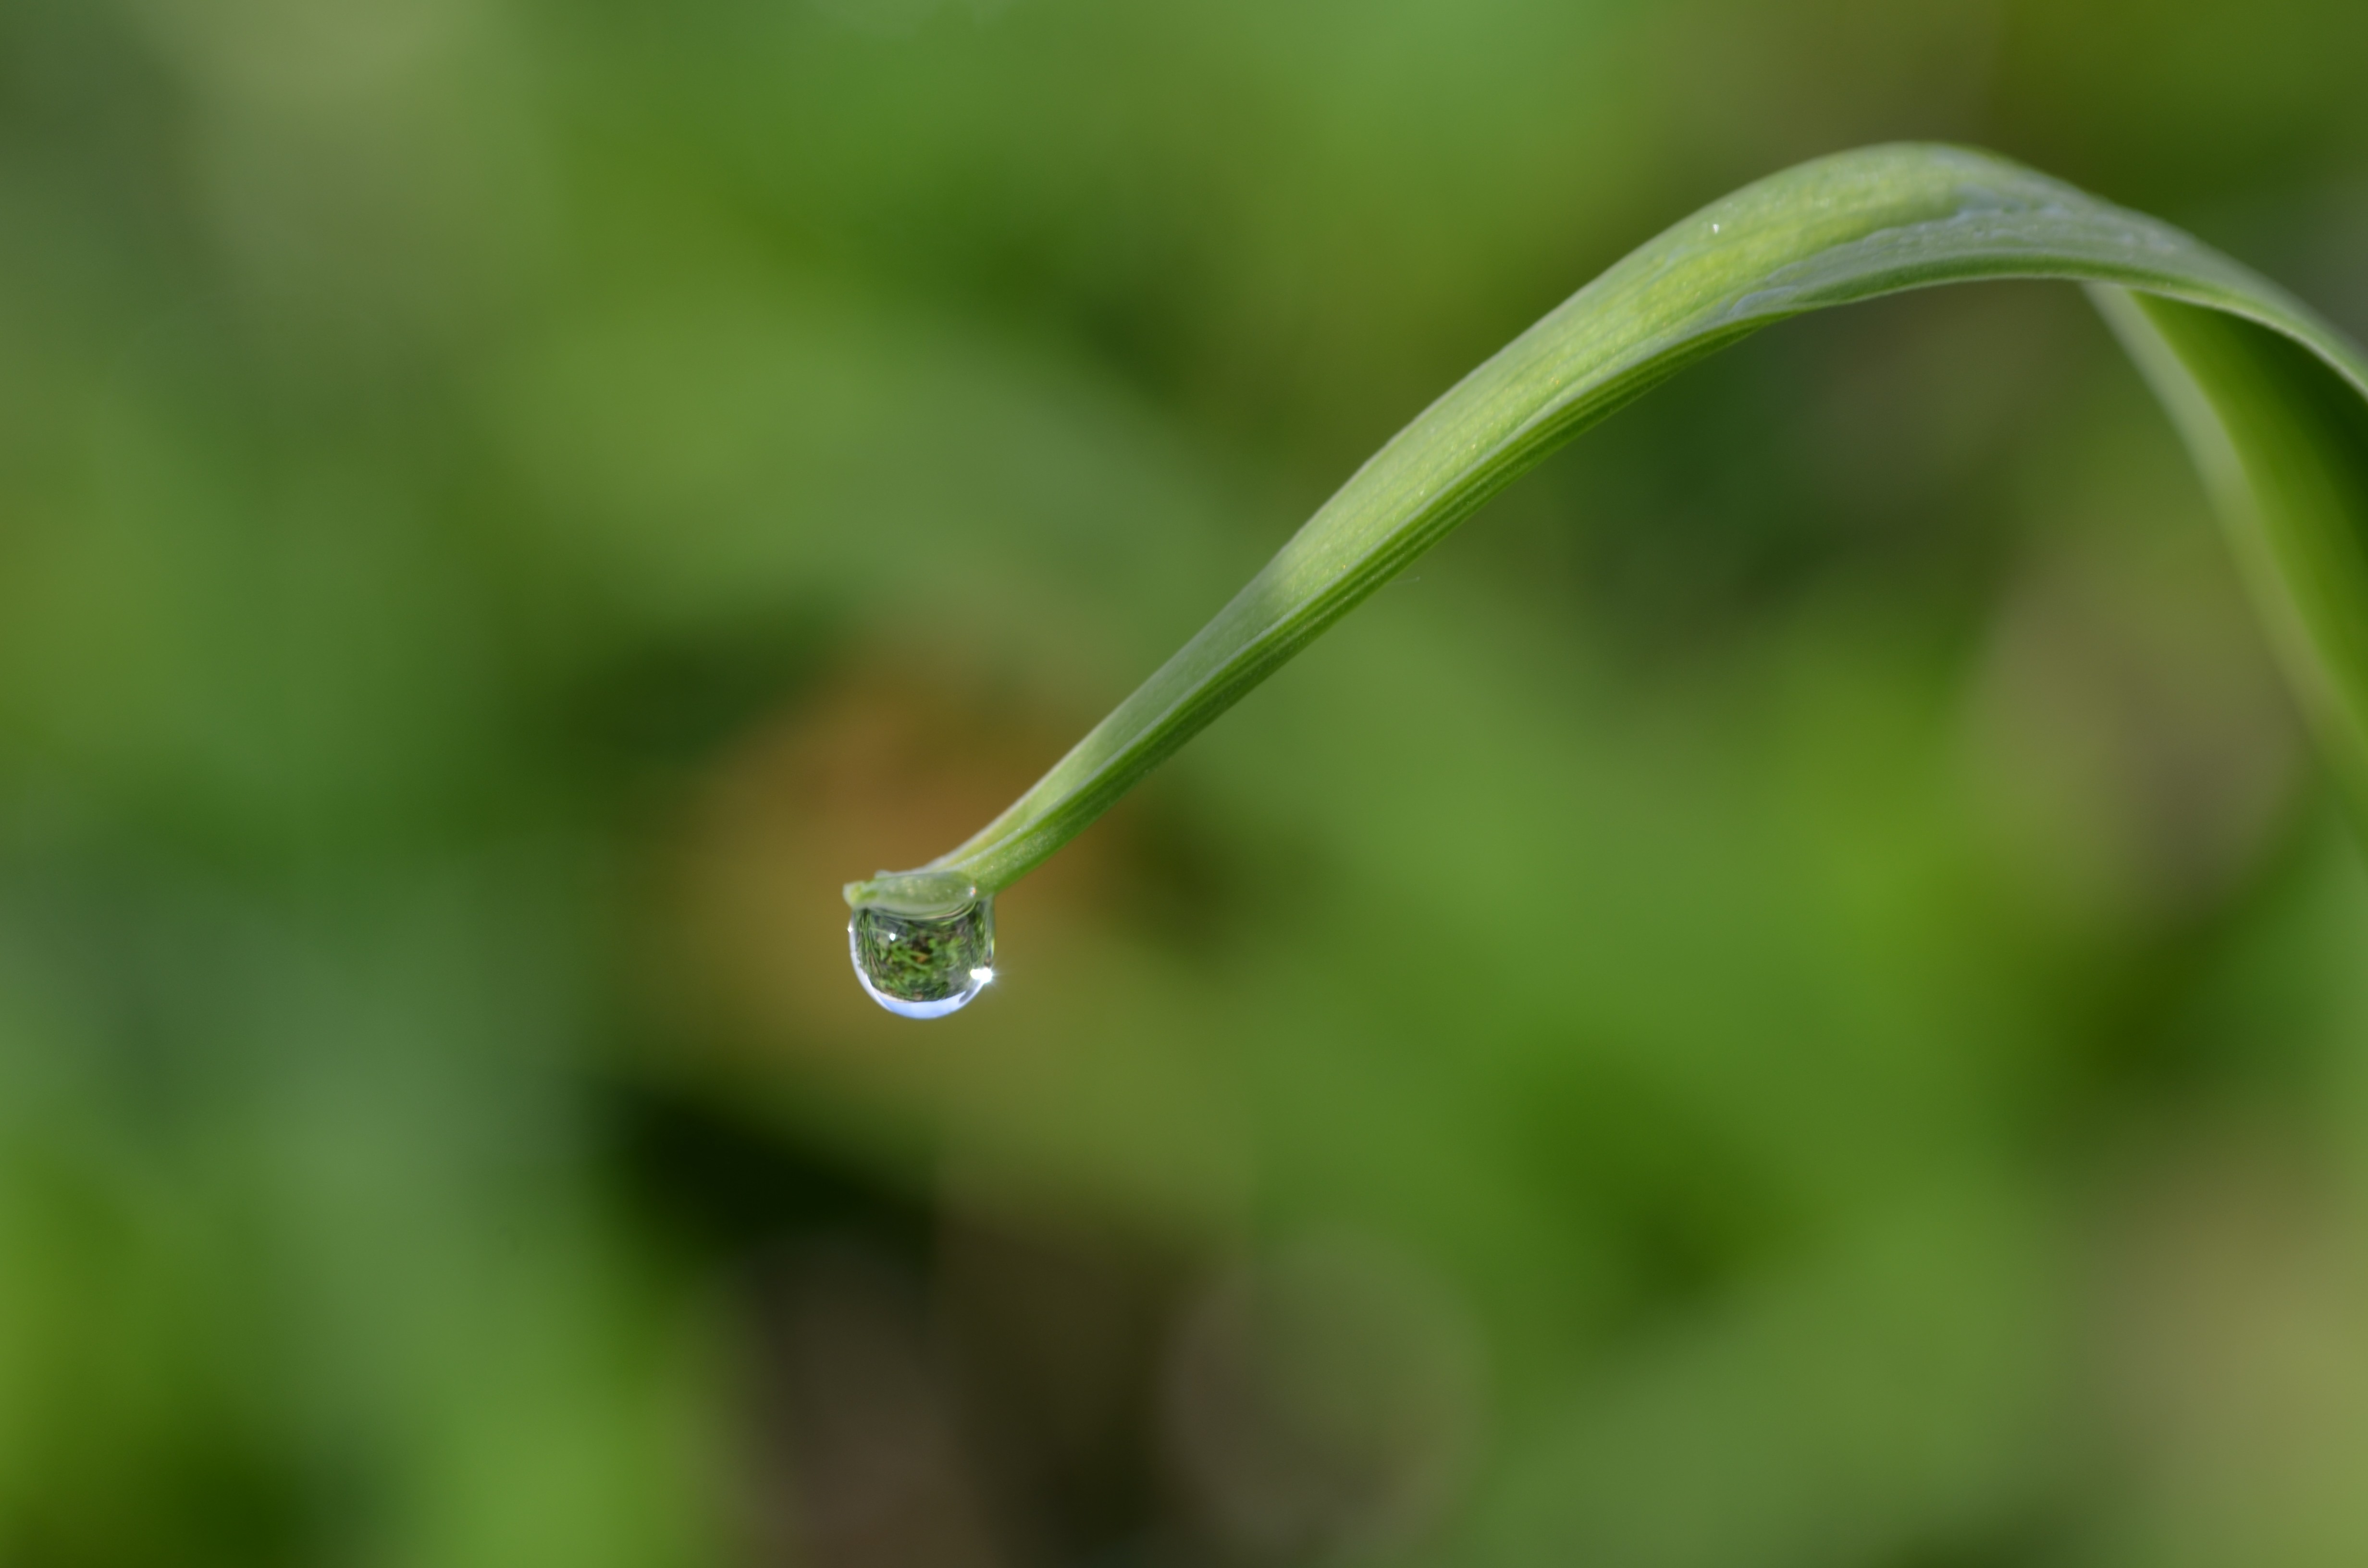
xmin=2093 ymin=289 xmax=2368 ymax=808
xmin=849 ymin=143 xmax=2368 ymax=907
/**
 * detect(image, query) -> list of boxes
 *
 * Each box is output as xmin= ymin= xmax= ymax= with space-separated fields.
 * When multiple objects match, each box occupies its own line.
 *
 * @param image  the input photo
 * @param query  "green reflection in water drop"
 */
xmin=846 ymin=879 xmax=995 ymax=1019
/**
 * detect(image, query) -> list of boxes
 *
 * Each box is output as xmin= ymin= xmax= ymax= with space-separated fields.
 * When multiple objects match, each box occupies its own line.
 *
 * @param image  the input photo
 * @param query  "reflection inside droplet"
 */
xmin=848 ymin=894 xmax=996 ymax=1019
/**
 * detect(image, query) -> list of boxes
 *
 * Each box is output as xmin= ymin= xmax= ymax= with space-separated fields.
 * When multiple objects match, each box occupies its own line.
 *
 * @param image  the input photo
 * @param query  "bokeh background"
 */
xmin=7 ymin=0 xmax=2368 ymax=1564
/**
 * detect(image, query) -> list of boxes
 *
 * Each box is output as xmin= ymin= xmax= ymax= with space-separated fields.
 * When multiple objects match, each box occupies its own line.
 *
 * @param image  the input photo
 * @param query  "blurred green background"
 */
xmin=7 ymin=0 xmax=2368 ymax=1564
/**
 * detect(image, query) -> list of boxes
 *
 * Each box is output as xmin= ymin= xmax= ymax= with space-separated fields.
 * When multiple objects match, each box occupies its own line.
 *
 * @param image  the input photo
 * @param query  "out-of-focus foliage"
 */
xmin=3 ymin=2 xmax=2368 ymax=1566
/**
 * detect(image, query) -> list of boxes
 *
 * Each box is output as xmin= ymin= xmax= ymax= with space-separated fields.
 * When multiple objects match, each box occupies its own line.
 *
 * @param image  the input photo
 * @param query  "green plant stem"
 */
xmin=846 ymin=143 xmax=2368 ymax=908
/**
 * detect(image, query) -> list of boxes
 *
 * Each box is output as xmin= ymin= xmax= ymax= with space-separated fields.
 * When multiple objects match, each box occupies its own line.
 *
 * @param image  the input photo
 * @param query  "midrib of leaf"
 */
xmin=849 ymin=143 xmax=2368 ymax=908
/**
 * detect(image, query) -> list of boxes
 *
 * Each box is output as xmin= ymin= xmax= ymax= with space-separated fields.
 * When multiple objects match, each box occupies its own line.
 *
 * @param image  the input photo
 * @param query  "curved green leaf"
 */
xmin=849 ymin=143 xmax=2368 ymax=907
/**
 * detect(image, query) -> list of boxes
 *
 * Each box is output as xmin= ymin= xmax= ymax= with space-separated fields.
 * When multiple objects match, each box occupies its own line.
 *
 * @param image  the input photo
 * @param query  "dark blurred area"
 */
xmin=6 ymin=1 xmax=2368 ymax=1564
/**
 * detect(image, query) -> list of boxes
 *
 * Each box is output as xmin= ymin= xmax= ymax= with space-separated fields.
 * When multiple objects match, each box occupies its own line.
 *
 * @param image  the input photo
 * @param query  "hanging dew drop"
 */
xmin=844 ymin=870 xmax=995 ymax=1019
xmin=848 ymin=899 xmax=995 ymax=1018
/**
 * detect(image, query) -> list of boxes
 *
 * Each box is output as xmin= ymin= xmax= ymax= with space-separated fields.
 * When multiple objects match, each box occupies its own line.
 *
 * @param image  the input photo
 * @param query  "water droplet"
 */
xmin=845 ymin=871 xmax=995 ymax=1019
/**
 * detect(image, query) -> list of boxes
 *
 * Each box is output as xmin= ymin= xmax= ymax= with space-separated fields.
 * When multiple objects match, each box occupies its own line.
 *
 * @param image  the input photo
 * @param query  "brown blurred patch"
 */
xmin=736 ymin=1215 xmax=1193 ymax=1568
xmin=2089 ymin=1125 xmax=2368 ymax=1561
xmin=649 ymin=653 xmax=1115 ymax=1052
xmin=1160 ymin=1233 xmax=1489 ymax=1563
xmin=638 ymin=648 xmax=1254 ymax=1236
xmin=935 ymin=1214 xmax=1184 ymax=1562
xmin=744 ymin=1242 xmax=1010 ymax=1568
